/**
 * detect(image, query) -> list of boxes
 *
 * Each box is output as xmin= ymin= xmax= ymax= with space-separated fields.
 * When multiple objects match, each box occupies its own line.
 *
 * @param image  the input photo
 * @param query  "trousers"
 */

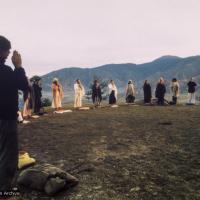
xmin=0 ymin=120 xmax=18 ymax=191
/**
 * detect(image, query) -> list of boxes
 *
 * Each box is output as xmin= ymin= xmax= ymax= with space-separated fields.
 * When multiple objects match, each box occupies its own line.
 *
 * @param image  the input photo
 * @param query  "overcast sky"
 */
xmin=1 ymin=0 xmax=200 ymax=76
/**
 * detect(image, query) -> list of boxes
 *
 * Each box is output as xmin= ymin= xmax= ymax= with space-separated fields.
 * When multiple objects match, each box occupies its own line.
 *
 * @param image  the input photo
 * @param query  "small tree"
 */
xmin=85 ymin=90 xmax=92 ymax=101
xmin=41 ymin=97 xmax=51 ymax=107
xmin=100 ymin=80 xmax=109 ymax=100
xmin=30 ymin=75 xmax=41 ymax=82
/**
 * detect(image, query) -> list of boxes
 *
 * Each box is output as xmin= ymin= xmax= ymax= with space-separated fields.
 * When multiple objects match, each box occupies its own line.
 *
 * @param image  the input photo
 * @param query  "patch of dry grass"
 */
xmin=18 ymin=105 xmax=200 ymax=200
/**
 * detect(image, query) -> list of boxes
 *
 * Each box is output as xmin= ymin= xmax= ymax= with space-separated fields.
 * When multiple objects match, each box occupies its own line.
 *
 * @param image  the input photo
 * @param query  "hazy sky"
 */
xmin=1 ymin=0 xmax=200 ymax=76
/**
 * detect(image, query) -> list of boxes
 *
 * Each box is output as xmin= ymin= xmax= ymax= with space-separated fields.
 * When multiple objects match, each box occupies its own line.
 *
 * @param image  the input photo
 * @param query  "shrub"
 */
xmin=41 ymin=98 xmax=51 ymax=107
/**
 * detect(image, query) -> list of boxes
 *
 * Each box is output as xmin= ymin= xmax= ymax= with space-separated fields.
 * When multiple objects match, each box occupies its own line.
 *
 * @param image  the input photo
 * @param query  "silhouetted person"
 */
xmin=0 ymin=36 xmax=28 ymax=191
xmin=33 ymin=80 xmax=42 ymax=113
xmin=92 ymin=80 xmax=102 ymax=106
xmin=155 ymin=77 xmax=166 ymax=105
xmin=143 ymin=80 xmax=152 ymax=103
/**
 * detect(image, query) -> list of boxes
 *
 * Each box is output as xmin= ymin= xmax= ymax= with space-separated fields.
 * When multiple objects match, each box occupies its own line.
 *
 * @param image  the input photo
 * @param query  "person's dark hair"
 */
xmin=94 ymin=80 xmax=98 ymax=84
xmin=0 ymin=36 xmax=11 ymax=51
xmin=172 ymin=78 xmax=177 ymax=82
xmin=144 ymin=80 xmax=147 ymax=85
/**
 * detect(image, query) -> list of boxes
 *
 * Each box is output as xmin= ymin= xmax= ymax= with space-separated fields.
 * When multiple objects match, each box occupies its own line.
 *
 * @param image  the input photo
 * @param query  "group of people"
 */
xmin=155 ymin=77 xmax=197 ymax=105
xmin=0 ymin=35 xmax=199 ymax=198
xmin=51 ymin=78 xmax=86 ymax=110
xmin=51 ymin=77 xmax=198 ymax=109
xmin=51 ymin=78 xmax=104 ymax=110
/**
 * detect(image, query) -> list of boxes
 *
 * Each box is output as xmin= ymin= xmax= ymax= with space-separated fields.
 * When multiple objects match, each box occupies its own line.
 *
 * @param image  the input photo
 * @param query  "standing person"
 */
xmin=92 ymin=80 xmax=102 ymax=106
xmin=155 ymin=77 xmax=166 ymax=105
xmin=125 ymin=80 xmax=135 ymax=103
xmin=0 ymin=36 xmax=28 ymax=192
xmin=51 ymin=78 xmax=63 ymax=110
xmin=171 ymin=78 xmax=180 ymax=105
xmin=108 ymin=80 xmax=118 ymax=105
xmin=74 ymin=79 xmax=85 ymax=108
xmin=33 ymin=79 xmax=42 ymax=114
xmin=143 ymin=80 xmax=152 ymax=104
xmin=187 ymin=78 xmax=197 ymax=104
xmin=23 ymin=79 xmax=34 ymax=118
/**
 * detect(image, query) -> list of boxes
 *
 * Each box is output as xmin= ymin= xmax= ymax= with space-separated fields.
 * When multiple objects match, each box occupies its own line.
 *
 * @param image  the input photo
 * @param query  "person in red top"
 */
xmin=0 ymin=36 xmax=28 ymax=195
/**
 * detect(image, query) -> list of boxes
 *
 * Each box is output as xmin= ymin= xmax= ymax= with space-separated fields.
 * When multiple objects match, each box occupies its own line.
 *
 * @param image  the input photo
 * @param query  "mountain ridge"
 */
xmin=41 ymin=55 xmax=200 ymax=93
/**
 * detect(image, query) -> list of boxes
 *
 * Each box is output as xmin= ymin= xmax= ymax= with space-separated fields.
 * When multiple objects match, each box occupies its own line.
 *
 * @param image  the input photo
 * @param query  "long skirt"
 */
xmin=109 ymin=91 xmax=116 ymax=104
xmin=52 ymin=92 xmax=62 ymax=109
xmin=0 ymin=120 xmax=18 ymax=191
xmin=34 ymin=97 xmax=42 ymax=113
xmin=126 ymin=95 xmax=135 ymax=103
xmin=74 ymin=93 xmax=82 ymax=108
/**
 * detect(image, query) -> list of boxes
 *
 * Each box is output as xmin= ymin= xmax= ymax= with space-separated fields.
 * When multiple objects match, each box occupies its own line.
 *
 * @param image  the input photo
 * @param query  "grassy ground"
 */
xmin=18 ymin=104 xmax=200 ymax=200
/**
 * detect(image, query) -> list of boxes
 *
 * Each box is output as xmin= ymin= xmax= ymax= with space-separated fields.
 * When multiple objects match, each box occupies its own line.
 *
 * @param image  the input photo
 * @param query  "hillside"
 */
xmin=18 ymin=105 xmax=200 ymax=200
xmin=41 ymin=55 xmax=200 ymax=93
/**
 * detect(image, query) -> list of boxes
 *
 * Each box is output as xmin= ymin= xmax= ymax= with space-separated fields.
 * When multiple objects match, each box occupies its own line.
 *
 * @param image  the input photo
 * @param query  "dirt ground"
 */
xmin=18 ymin=104 xmax=200 ymax=200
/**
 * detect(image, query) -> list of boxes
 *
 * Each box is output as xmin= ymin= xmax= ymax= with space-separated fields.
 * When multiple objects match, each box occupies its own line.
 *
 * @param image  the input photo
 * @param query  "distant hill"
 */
xmin=41 ymin=55 xmax=200 ymax=94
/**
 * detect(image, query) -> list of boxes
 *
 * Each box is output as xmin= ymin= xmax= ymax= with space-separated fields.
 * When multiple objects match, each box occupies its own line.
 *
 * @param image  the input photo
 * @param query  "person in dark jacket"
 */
xmin=143 ymin=80 xmax=152 ymax=103
xmin=92 ymin=80 xmax=102 ymax=106
xmin=155 ymin=77 xmax=166 ymax=105
xmin=0 ymin=36 xmax=28 ymax=192
xmin=187 ymin=78 xmax=197 ymax=104
xmin=33 ymin=80 xmax=42 ymax=113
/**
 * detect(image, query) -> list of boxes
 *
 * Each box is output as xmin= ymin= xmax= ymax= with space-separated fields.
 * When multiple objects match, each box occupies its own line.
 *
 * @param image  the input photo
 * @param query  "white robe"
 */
xmin=74 ymin=83 xmax=85 ymax=107
xmin=108 ymin=83 xmax=118 ymax=99
xmin=126 ymin=83 xmax=135 ymax=97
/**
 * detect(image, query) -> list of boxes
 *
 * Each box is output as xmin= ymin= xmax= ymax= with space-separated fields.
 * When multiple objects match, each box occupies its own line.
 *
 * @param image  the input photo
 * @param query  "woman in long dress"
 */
xmin=33 ymin=80 xmax=42 ymax=114
xmin=108 ymin=80 xmax=118 ymax=105
xmin=143 ymin=80 xmax=152 ymax=103
xmin=74 ymin=79 xmax=85 ymax=108
xmin=51 ymin=78 xmax=63 ymax=110
xmin=125 ymin=80 xmax=135 ymax=103
xmin=155 ymin=77 xmax=166 ymax=105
